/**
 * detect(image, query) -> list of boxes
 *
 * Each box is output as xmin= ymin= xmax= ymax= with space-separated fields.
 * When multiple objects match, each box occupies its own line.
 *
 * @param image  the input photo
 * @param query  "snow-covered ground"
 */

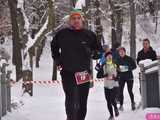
xmin=1 ymin=12 xmax=160 ymax=120
xmin=2 ymin=39 xmax=160 ymax=120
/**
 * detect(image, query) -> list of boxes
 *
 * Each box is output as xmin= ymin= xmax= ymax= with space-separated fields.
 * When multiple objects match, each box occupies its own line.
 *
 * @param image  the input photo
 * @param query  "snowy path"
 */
xmin=2 ymin=42 xmax=160 ymax=120
xmin=2 ymin=80 xmax=153 ymax=120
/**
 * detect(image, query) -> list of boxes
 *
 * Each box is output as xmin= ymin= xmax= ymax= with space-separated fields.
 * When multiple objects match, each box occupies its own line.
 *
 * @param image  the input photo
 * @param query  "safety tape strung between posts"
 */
xmin=9 ymin=78 xmax=104 ymax=86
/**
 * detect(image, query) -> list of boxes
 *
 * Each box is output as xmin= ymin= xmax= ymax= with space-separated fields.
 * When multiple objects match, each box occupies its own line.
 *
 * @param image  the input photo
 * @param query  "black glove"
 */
xmin=115 ymin=75 xmax=120 ymax=81
xmin=95 ymin=63 xmax=101 ymax=71
xmin=96 ymin=68 xmax=104 ymax=78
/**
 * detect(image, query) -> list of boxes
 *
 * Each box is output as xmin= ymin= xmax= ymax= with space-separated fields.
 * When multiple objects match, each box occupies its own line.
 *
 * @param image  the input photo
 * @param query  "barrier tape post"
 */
xmin=1 ymin=63 xmax=7 ymax=116
xmin=0 ymin=66 xmax=2 ymax=120
xmin=23 ymin=70 xmax=33 ymax=96
xmin=6 ymin=71 xmax=12 ymax=112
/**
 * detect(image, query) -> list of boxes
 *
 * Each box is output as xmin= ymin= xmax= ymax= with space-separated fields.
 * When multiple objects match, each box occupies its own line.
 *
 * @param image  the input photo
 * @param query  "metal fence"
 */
xmin=139 ymin=60 xmax=160 ymax=109
xmin=0 ymin=60 xmax=12 ymax=120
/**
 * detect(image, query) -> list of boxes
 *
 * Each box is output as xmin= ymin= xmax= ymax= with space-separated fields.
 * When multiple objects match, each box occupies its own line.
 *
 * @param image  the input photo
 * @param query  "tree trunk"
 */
xmin=95 ymin=0 xmax=103 ymax=45
xmin=109 ymin=0 xmax=117 ymax=47
xmin=52 ymin=61 xmax=57 ymax=80
xmin=48 ymin=0 xmax=57 ymax=81
xmin=111 ymin=13 xmax=117 ymax=47
xmin=8 ymin=0 xmax=22 ymax=81
xmin=154 ymin=0 xmax=159 ymax=34
xmin=129 ymin=0 xmax=136 ymax=59
xmin=116 ymin=6 xmax=123 ymax=45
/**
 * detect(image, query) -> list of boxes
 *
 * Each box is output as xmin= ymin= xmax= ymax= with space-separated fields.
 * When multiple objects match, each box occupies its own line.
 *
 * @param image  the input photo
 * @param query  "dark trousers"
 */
xmin=61 ymin=70 xmax=90 ymax=120
xmin=119 ymin=79 xmax=135 ymax=106
xmin=104 ymin=88 xmax=118 ymax=117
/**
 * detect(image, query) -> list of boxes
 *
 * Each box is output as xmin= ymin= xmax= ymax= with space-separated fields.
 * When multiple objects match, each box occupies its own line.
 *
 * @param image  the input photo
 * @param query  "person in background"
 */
xmin=111 ymin=42 xmax=120 ymax=64
xmin=117 ymin=47 xmax=137 ymax=111
xmin=95 ymin=44 xmax=110 ymax=78
xmin=95 ymin=42 xmax=120 ymax=74
xmin=137 ymin=38 xmax=157 ymax=64
xmin=103 ymin=51 xmax=119 ymax=120
xmin=136 ymin=38 xmax=157 ymax=108
xmin=95 ymin=42 xmax=120 ymax=72
xmin=51 ymin=9 xmax=102 ymax=120
xmin=110 ymin=42 xmax=121 ymax=103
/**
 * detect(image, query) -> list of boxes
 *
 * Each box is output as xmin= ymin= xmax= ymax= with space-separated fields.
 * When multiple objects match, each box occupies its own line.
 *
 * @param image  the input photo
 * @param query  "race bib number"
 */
xmin=75 ymin=71 xmax=91 ymax=85
xmin=119 ymin=65 xmax=129 ymax=72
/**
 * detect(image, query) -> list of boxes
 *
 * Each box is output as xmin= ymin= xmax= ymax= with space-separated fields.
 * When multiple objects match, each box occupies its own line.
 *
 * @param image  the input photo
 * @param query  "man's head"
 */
xmin=143 ymin=38 xmax=150 ymax=51
xmin=118 ymin=47 xmax=126 ymax=58
xmin=69 ymin=9 xmax=84 ymax=30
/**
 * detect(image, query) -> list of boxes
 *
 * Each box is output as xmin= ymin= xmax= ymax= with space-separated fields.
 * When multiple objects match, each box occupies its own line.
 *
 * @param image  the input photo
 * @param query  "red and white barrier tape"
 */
xmin=10 ymin=79 xmax=104 ymax=86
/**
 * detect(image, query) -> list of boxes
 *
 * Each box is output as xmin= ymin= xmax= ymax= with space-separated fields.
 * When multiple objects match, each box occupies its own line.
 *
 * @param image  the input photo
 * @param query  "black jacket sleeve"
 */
xmin=152 ymin=50 xmax=157 ymax=61
xmin=50 ymin=33 xmax=61 ymax=66
xmin=90 ymin=31 xmax=103 ymax=59
xmin=137 ymin=52 xmax=141 ymax=64
xmin=129 ymin=57 xmax=137 ymax=71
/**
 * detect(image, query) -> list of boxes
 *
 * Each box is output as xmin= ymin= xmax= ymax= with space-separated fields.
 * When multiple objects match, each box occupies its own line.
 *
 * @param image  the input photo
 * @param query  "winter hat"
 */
xmin=118 ymin=47 xmax=126 ymax=52
xmin=105 ymin=51 xmax=112 ymax=57
xmin=102 ymin=44 xmax=109 ymax=50
xmin=69 ymin=8 xmax=84 ymax=19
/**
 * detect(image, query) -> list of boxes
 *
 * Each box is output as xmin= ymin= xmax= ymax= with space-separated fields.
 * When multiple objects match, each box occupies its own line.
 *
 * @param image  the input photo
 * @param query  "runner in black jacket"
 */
xmin=51 ymin=9 xmax=102 ymax=120
xmin=116 ymin=47 xmax=137 ymax=111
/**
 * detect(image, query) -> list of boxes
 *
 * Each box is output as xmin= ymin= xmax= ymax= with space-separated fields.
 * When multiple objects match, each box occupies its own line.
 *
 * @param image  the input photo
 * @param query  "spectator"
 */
xmin=137 ymin=38 xmax=157 ymax=64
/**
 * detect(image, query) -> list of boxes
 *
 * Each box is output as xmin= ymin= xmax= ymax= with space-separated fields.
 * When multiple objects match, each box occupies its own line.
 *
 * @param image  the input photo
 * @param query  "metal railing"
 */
xmin=139 ymin=60 xmax=160 ymax=109
xmin=0 ymin=59 xmax=12 ymax=119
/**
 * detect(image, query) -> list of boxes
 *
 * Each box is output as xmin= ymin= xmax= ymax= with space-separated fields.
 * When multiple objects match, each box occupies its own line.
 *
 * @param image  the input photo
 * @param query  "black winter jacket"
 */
xmin=137 ymin=47 xmax=157 ymax=64
xmin=51 ymin=28 xmax=102 ymax=72
xmin=117 ymin=55 xmax=137 ymax=80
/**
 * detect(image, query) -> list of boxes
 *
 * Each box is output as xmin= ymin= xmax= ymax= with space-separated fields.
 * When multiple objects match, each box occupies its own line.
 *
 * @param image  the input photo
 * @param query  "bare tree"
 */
xmin=129 ymin=0 xmax=136 ymax=59
xmin=154 ymin=0 xmax=159 ymax=33
xmin=94 ymin=0 xmax=104 ymax=45
xmin=8 ymin=0 xmax=23 ymax=82
xmin=108 ymin=0 xmax=124 ymax=47
xmin=115 ymin=4 xmax=123 ymax=46
xmin=8 ymin=0 xmax=56 ymax=96
xmin=108 ymin=0 xmax=117 ymax=47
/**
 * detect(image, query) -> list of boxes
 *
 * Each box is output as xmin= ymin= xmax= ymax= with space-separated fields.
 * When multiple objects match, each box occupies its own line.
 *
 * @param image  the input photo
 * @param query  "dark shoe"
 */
xmin=114 ymin=108 xmax=119 ymax=117
xmin=115 ymin=98 xmax=120 ymax=104
xmin=131 ymin=102 xmax=136 ymax=111
xmin=66 ymin=117 xmax=71 ymax=120
xmin=108 ymin=116 xmax=115 ymax=120
xmin=119 ymin=105 xmax=124 ymax=111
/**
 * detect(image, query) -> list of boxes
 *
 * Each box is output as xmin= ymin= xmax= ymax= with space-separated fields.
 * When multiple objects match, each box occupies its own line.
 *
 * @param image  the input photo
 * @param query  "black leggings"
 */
xmin=119 ymin=79 xmax=135 ymax=106
xmin=61 ymin=70 xmax=90 ymax=120
xmin=104 ymin=88 xmax=118 ymax=117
